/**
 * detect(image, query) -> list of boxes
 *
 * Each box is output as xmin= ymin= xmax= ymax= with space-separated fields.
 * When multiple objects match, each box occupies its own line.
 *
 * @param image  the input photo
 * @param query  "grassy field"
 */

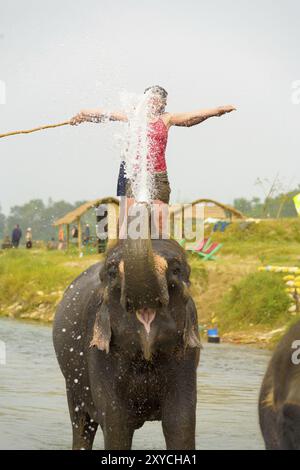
xmin=0 ymin=248 xmax=104 ymax=322
xmin=1 ymin=218 xmax=300 ymax=347
xmin=188 ymin=218 xmax=300 ymax=346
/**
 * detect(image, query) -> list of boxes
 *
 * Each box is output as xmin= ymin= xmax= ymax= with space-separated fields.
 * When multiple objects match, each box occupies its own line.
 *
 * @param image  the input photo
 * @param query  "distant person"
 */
xmin=83 ymin=224 xmax=90 ymax=245
xmin=58 ymin=226 xmax=64 ymax=249
xmin=11 ymin=224 xmax=22 ymax=248
xmin=25 ymin=227 xmax=32 ymax=249
xmin=71 ymin=225 xmax=78 ymax=239
xmin=58 ymin=225 xmax=64 ymax=250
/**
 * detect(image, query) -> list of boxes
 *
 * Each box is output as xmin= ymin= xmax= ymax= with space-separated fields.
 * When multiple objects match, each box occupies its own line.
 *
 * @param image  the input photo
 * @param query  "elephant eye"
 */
xmin=172 ymin=267 xmax=181 ymax=276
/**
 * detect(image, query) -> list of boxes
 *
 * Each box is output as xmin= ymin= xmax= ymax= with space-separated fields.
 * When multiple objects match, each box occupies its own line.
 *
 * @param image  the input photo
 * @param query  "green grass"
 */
xmin=0 ymin=248 xmax=102 ymax=321
xmin=189 ymin=256 xmax=209 ymax=292
xmin=216 ymin=272 xmax=291 ymax=331
xmin=208 ymin=218 xmax=300 ymax=243
xmin=1 ymin=218 xmax=300 ymax=347
xmin=202 ymin=219 xmax=300 ymax=267
xmin=183 ymin=219 xmax=300 ymax=346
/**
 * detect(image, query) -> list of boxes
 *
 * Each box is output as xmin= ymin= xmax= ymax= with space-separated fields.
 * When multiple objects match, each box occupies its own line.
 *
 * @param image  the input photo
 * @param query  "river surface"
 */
xmin=0 ymin=317 xmax=270 ymax=450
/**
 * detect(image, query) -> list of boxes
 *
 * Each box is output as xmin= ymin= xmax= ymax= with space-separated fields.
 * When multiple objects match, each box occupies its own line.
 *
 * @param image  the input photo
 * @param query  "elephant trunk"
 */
xmin=123 ymin=236 xmax=160 ymax=310
xmin=122 ymin=204 xmax=169 ymax=311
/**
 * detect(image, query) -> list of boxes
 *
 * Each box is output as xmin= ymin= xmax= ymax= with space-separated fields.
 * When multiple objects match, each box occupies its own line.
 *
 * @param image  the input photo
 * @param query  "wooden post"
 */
xmin=77 ymin=217 xmax=82 ymax=251
xmin=66 ymin=224 xmax=70 ymax=250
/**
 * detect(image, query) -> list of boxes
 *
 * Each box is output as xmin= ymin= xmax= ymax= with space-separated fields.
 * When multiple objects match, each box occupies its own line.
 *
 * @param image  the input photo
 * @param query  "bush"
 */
xmin=210 ymin=219 xmax=300 ymax=244
xmin=217 ymin=272 xmax=291 ymax=328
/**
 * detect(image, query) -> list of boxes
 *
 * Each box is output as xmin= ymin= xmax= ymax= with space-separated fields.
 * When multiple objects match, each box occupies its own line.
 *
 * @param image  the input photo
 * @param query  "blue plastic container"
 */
xmin=207 ymin=327 xmax=220 ymax=343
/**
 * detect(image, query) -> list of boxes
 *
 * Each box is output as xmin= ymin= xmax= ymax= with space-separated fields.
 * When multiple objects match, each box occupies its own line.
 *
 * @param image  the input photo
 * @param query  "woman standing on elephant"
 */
xmin=70 ymin=86 xmax=236 ymax=232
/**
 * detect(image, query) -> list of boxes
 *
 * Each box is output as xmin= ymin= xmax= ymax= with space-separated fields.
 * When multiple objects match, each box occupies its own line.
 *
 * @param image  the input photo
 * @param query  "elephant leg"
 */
xmin=103 ymin=409 xmax=134 ymax=450
xmin=162 ymin=380 xmax=197 ymax=449
xmin=104 ymin=427 xmax=134 ymax=450
xmin=278 ymin=403 xmax=300 ymax=450
xmin=259 ymin=404 xmax=280 ymax=450
xmin=72 ymin=412 xmax=98 ymax=450
xmin=67 ymin=391 xmax=98 ymax=450
xmin=162 ymin=405 xmax=196 ymax=449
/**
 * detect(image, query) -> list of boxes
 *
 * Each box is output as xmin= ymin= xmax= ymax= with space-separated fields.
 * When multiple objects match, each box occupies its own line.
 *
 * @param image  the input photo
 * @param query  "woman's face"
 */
xmin=148 ymin=92 xmax=167 ymax=115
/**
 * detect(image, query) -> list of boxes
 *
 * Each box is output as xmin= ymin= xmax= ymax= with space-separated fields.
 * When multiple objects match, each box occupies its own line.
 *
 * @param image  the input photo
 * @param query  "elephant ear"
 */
xmin=183 ymin=297 xmax=202 ymax=349
xmin=90 ymin=294 xmax=111 ymax=354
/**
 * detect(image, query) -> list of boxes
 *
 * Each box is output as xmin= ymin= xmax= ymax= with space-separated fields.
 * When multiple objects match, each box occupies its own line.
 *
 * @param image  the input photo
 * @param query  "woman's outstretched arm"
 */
xmin=167 ymin=105 xmax=236 ymax=127
xmin=70 ymin=109 xmax=128 ymax=125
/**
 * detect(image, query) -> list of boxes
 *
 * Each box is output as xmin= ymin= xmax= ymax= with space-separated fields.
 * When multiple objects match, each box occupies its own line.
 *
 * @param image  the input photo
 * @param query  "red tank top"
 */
xmin=147 ymin=117 xmax=168 ymax=172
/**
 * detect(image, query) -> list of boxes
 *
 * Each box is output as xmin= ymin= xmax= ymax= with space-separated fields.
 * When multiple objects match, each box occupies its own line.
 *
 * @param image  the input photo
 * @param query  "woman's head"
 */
xmin=144 ymin=85 xmax=168 ymax=114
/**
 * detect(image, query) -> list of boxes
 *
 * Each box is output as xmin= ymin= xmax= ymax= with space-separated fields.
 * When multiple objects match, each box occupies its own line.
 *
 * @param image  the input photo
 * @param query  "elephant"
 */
xmin=259 ymin=320 xmax=300 ymax=449
xmin=53 ymin=236 xmax=201 ymax=450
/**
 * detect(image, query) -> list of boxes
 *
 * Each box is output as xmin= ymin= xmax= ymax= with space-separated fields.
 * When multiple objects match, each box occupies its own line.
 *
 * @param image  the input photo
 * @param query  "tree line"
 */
xmin=0 ymin=186 xmax=299 ymax=241
xmin=233 ymin=185 xmax=300 ymax=218
xmin=0 ymin=198 xmax=96 ymax=242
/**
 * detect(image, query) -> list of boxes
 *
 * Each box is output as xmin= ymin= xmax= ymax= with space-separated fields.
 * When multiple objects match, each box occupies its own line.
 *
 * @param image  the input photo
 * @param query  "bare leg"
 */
xmin=119 ymin=197 xmax=135 ymax=239
xmin=151 ymin=199 xmax=169 ymax=239
xmin=119 ymin=197 xmax=169 ymax=239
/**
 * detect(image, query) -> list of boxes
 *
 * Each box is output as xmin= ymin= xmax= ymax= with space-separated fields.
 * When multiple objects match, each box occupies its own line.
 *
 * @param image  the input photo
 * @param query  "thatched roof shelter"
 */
xmin=171 ymin=198 xmax=244 ymax=220
xmin=53 ymin=196 xmax=119 ymax=249
xmin=53 ymin=197 xmax=119 ymax=226
xmin=190 ymin=198 xmax=244 ymax=220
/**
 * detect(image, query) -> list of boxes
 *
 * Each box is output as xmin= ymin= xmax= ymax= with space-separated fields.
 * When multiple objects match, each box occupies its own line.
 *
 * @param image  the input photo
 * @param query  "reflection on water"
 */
xmin=0 ymin=318 xmax=270 ymax=449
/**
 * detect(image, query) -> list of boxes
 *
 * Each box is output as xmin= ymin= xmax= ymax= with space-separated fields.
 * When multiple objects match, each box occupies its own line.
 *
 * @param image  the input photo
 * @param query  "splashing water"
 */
xmin=118 ymin=90 xmax=154 ymax=202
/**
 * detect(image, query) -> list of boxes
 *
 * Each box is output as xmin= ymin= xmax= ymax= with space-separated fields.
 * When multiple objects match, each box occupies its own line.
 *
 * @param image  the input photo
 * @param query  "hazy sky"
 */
xmin=0 ymin=0 xmax=300 ymax=214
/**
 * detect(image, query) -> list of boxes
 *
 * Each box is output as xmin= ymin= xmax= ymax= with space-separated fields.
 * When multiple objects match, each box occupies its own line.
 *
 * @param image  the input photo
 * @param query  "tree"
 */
xmin=4 ymin=198 xmax=96 ymax=242
xmin=233 ymin=198 xmax=253 ymax=215
xmin=0 ymin=205 xmax=6 ymax=239
xmin=6 ymin=199 xmax=77 ymax=241
xmin=233 ymin=185 xmax=300 ymax=219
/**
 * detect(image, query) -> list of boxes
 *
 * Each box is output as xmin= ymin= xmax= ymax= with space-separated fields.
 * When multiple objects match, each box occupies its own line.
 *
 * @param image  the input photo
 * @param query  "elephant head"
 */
xmin=91 ymin=207 xmax=200 ymax=360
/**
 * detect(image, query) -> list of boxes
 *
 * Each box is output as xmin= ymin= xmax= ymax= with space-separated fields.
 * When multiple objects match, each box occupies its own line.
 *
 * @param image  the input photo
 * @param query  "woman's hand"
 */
xmin=70 ymin=109 xmax=104 ymax=125
xmin=70 ymin=111 xmax=88 ymax=126
xmin=217 ymin=105 xmax=237 ymax=116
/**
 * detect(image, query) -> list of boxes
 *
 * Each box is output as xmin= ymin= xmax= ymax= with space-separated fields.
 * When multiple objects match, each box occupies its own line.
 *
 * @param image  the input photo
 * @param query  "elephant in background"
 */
xmin=53 ymin=236 xmax=201 ymax=450
xmin=259 ymin=320 xmax=300 ymax=449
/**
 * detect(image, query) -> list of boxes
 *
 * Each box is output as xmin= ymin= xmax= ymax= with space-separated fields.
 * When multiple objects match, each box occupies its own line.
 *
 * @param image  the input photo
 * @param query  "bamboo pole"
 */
xmin=66 ymin=224 xmax=70 ymax=251
xmin=0 ymin=120 xmax=70 ymax=139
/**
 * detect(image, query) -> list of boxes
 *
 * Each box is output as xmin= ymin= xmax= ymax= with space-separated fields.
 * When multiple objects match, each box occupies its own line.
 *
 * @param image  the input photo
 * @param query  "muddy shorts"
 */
xmin=117 ymin=160 xmax=171 ymax=204
xmin=125 ymin=171 xmax=171 ymax=204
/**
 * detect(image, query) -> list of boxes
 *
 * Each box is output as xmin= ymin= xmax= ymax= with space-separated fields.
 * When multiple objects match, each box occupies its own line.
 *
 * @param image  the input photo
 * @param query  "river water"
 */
xmin=0 ymin=317 xmax=270 ymax=450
